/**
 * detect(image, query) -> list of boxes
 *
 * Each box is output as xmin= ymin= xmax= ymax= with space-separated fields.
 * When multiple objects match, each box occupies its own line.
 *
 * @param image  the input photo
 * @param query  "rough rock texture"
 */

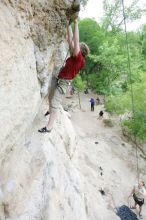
xmin=1 ymin=1 xmax=141 ymax=220
xmin=0 ymin=107 xmax=84 ymax=220
xmin=0 ymin=0 xmax=84 ymax=219
xmin=0 ymin=0 xmax=71 ymax=149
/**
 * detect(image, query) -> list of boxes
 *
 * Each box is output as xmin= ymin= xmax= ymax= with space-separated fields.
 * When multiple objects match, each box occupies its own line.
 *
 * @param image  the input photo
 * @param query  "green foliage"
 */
xmin=123 ymin=115 xmax=146 ymax=141
xmin=73 ymin=75 xmax=86 ymax=91
xmin=78 ymin=19 xmax=105 ymax=91
xmin=140 ymin=25 xmax=146 ymax=56
xmin=142 ymin=39 xmax=146 ymax=55
xmin=78 ymin=0 xmax=146 ymax=141
xmin=105 ymin=75 xmax=146 ymax=141
xmin=79 ymin=18 xmax=104 ymax=54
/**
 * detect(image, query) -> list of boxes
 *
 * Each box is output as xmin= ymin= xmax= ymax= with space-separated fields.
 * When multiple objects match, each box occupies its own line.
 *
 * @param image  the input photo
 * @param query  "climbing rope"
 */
xmin=121 ymin=0 xmax=140 ymax=183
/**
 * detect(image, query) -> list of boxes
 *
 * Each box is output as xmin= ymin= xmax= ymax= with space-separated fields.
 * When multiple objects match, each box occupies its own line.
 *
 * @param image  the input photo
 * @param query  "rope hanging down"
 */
xmin=121 ymin=0 xmax=140 ymax=183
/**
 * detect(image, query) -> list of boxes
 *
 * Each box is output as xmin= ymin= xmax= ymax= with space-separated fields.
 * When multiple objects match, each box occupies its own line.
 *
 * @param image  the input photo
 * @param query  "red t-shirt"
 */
xmin=58 ymin=51 xmax=85 ymax=80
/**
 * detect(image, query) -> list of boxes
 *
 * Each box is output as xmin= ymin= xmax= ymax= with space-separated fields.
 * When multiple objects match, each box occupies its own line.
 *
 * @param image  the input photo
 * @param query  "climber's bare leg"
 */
xmin=45 ymin=83 xmax=64 ymax=130
xmin=139 ymin=206 xmax=143 ymax=219
xmin=46 ymin=111 xmax=58 ymax=131
xmin=45 ymin=76 xmax=57 ymax=116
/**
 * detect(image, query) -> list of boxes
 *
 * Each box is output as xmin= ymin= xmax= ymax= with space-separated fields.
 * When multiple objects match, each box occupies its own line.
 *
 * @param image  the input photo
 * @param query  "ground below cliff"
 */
xmin=1 ymin=90 xmax=145 ymax=220
xmin=64 ymin=92 xmax=146 ymax=219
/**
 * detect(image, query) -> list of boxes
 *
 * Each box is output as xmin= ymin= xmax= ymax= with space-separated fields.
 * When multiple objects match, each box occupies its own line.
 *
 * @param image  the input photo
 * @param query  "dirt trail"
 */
xmin=64 ymin=92 xmax=146 ymax=219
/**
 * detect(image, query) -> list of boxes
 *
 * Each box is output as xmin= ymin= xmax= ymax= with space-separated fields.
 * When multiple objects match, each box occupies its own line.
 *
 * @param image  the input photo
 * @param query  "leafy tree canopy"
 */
xmin=73 ymin=0 xmax=146 ymax=142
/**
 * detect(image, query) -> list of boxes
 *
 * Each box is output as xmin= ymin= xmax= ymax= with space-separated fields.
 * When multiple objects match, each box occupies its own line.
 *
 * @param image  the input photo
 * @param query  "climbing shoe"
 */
xmin=139 ymin=214 xmax=143 ymax=219
xmin=44 ymin=111 xmax=50 ymax=116
xmin=38 ymin=127 xmax=51 ymax=133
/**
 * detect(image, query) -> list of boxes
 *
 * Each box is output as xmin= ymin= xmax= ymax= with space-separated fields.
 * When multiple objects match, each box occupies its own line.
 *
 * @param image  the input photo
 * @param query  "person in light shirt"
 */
xmin=129 ymin=180 xmax=146 ymax=219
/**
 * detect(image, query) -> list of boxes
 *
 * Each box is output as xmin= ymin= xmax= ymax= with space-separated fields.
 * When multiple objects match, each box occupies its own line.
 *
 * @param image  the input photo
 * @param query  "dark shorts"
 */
xmin=133 ymin=194 xmax=144 ymax=207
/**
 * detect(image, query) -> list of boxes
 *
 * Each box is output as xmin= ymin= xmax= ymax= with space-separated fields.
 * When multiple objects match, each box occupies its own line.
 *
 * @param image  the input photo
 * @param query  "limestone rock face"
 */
xmin=0 ymin=0 xmax=40 ymax=165
xmin=0 ymin=0 xmax=90 ymax=219
xmin=0 ymin=1 xmax=120 ymax=220
xmin=0 ymin=0 xmax=70 ymax=149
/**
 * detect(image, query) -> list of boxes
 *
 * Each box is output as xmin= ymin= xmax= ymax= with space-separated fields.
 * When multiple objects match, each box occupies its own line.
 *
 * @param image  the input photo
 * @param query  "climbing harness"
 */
xmin=121 ymin=0 xmax=140 ymax=184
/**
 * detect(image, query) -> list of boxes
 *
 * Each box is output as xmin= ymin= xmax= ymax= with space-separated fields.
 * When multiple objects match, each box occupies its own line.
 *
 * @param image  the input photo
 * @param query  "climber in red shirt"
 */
xmin=38 ymin=18 xmax=89 ymax=133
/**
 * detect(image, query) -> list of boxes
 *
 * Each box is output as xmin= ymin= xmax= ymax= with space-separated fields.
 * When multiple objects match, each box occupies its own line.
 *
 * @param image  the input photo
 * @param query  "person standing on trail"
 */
xmin=38 ymin=18 xmax=89 ymax=133
xmin=128 ymin=180 xmax=146 ymax=219
xmin=90 ymin=98 xmax=95 ymax=111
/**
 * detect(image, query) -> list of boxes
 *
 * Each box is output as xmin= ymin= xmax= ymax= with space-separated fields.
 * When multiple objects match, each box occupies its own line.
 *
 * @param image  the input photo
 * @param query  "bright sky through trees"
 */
xmin=80 ymin=0 xmax=146 ymax=31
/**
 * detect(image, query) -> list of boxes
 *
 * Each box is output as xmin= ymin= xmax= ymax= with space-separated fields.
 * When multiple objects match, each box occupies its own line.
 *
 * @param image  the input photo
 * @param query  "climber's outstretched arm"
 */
xmin=73 ymin=19 xmax=80 ymax=56
xmin=67 ymin=25 xmax=74 ymax=50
